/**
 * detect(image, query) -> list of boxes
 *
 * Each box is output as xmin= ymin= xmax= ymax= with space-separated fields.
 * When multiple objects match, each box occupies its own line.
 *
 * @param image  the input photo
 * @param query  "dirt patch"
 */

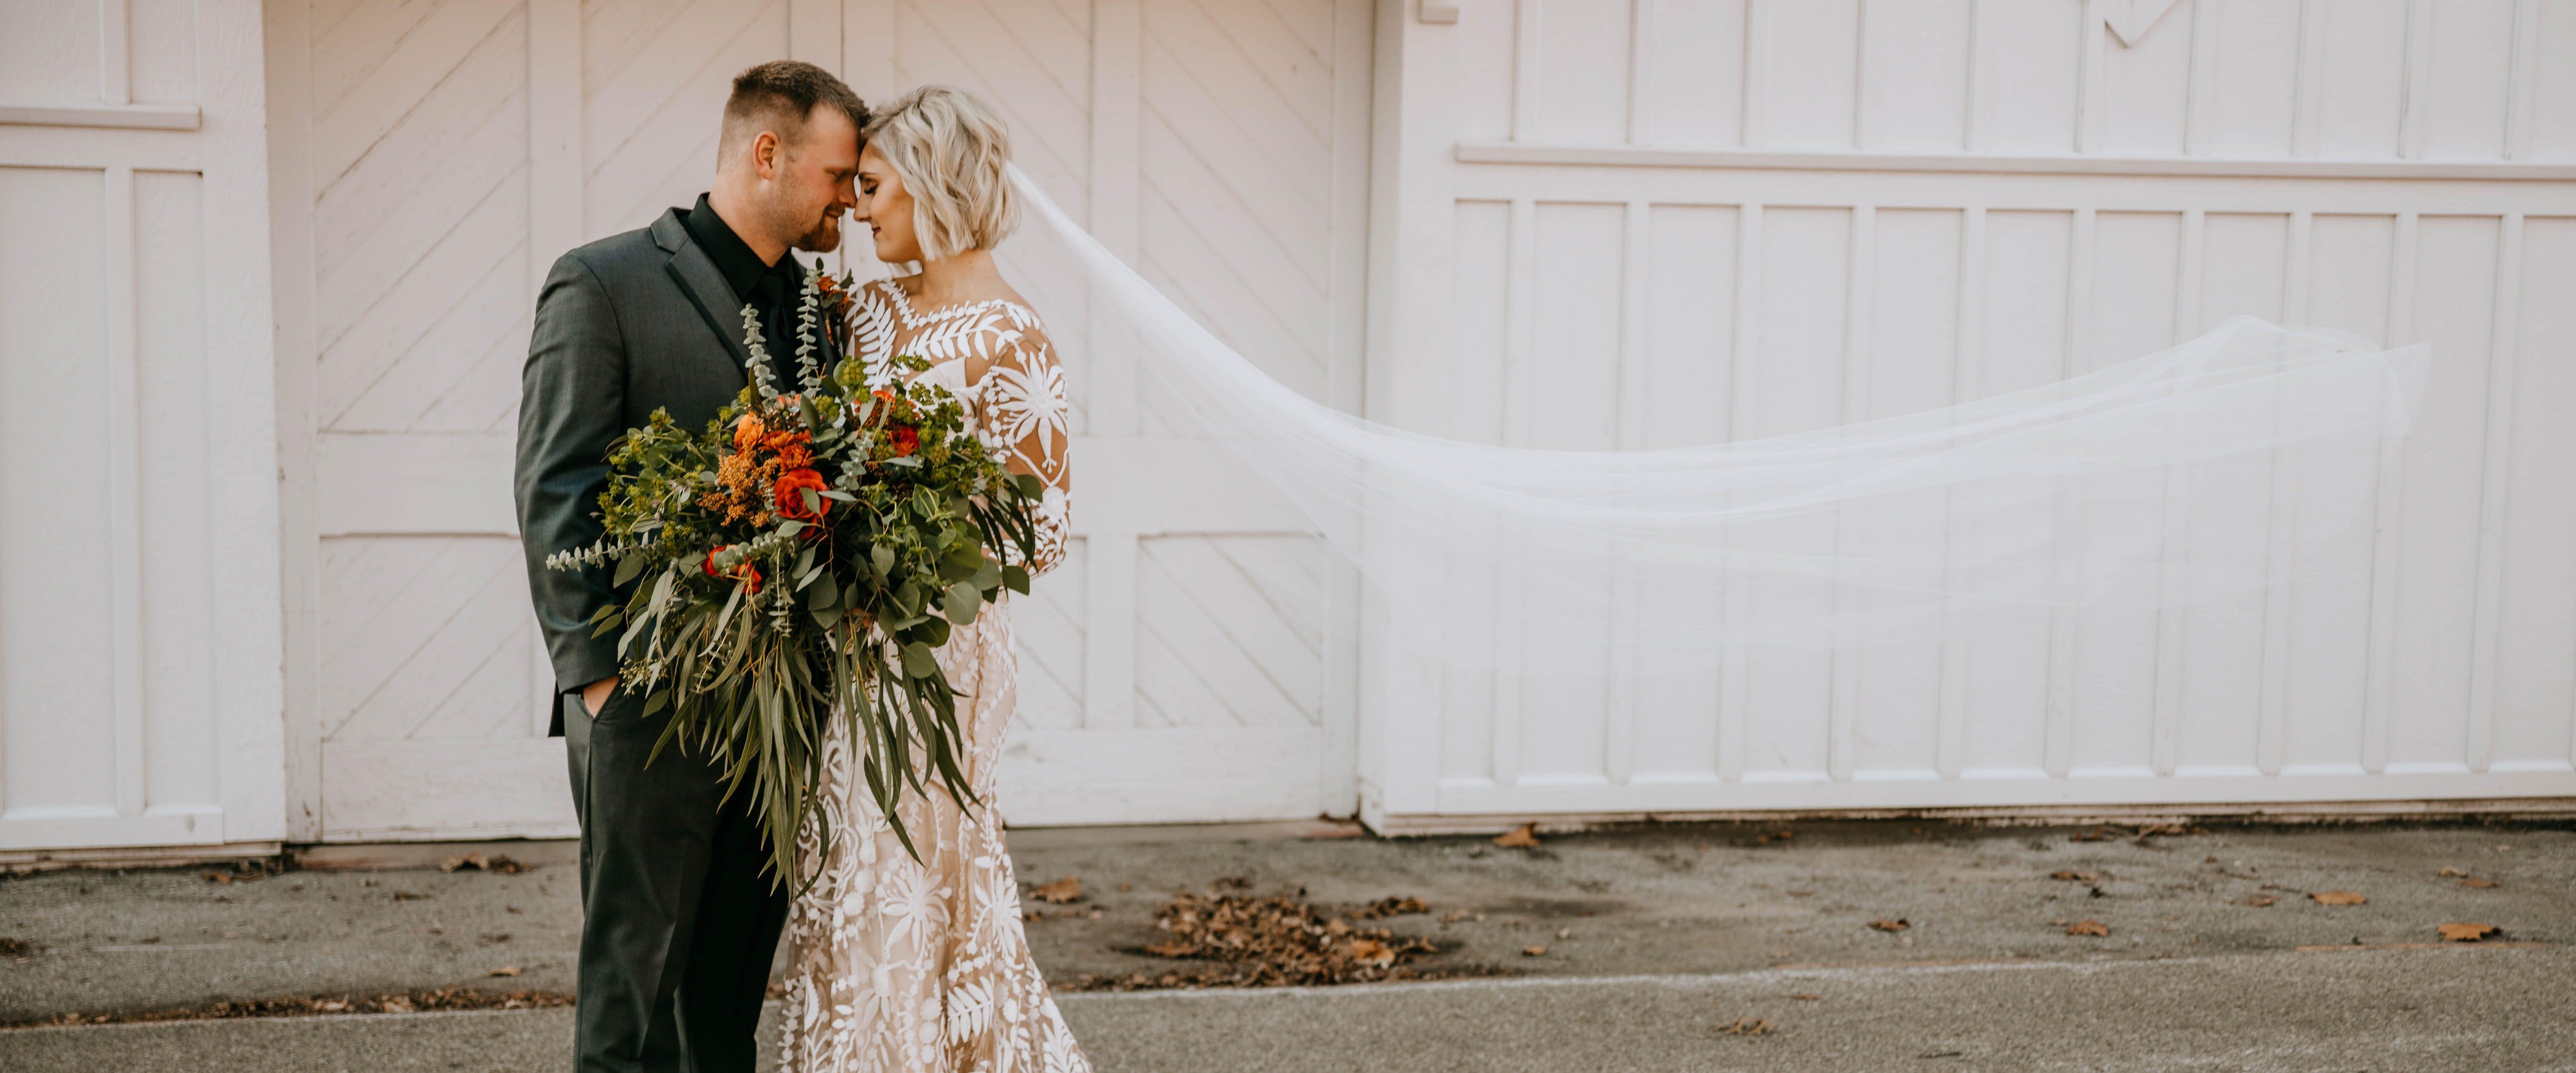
xmin=1068 ymin=878 xmax=1504 ymax=991
xmin=1476 ymin=896 xmax=1630 ymax=920
xmin=6 ymin=987 xmax=572 ymax=1029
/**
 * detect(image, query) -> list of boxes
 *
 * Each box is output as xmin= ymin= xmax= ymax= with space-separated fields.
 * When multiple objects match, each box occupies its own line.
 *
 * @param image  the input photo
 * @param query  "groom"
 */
xmin=514 ymin=60 xmax=865 ymax=1073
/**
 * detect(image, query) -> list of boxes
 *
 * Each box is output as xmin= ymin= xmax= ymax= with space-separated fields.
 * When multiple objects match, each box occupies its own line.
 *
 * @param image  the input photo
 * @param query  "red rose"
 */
xmin=775 ymin=467 xmax=831 ymax=522
xmin=889 ymin=425 xmax=919 ymax=457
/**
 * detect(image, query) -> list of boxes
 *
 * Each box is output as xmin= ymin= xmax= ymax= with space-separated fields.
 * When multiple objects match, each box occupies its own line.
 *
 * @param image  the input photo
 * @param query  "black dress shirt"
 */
xmin=682 ymin=192 xmax=804 ymax=390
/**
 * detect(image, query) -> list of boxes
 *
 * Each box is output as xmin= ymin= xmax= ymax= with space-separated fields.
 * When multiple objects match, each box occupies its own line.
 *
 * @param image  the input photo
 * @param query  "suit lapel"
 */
xmin=652 ymin=210 xmax=754 ymax=384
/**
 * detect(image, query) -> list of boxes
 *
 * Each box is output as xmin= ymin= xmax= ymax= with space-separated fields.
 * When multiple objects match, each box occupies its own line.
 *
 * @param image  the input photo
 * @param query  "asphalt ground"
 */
xmin=2 ymin=818 xmax=2568 ymax=1071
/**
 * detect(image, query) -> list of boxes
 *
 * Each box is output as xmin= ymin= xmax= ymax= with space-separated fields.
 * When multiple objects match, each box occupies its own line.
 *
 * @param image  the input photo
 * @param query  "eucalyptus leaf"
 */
xmin=613 ymin=553 xmax=645 ymax=587
xmin=942 ymin=582 xmax=981 ymax=625
xmin=901 ymin=642 xmax=937 ymax=679
xmin=1003 ymin=564 xmax=1030 ymax=595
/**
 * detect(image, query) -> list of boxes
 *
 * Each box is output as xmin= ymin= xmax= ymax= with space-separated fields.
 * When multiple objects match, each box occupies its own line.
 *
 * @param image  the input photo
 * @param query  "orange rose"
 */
xmin=888 ymin=425 xmax=919 ymax=457
xmin=774 ymin=443 xmax=813 ymax=470
xmin=732 ymin=413 xmax=767 ymax=455
xmin=775 ymin=467 xmax=831 ymax=522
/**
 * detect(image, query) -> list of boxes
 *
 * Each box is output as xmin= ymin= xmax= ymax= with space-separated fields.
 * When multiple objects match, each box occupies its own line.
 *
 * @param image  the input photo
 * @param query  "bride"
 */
xmin=775 ymin=85 xmax=1089 ymax=1073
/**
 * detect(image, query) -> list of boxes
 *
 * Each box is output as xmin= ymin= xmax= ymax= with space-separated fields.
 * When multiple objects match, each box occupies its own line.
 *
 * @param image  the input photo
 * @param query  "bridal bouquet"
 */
xmin=546 ymin=264 xmax=1048 ymax=882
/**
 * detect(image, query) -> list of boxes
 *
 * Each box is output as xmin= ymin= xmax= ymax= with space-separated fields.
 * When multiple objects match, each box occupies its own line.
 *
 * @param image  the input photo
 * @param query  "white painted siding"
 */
xmin=0 ymin=0 xmax=285 ymax=851
xmin=1357 ymin=0 xmax=2576 ymax=831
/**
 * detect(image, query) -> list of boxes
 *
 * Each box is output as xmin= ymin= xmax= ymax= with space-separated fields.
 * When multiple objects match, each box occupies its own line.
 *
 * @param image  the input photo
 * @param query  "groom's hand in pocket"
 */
xmin=582 ymin=674 xmax=621 ymax=717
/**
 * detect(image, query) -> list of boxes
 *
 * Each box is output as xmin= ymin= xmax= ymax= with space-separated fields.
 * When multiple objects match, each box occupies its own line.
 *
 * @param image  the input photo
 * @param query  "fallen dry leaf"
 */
xmin=1350 ymin=896 xmax=1429 ymax=919
xmin=1717 ymin=1016 xmax=1773 ymax=1036
xmin=2309 ymin=891 xmax=2367 ymax=906
xmin=2065 ymin=919 xmax=2110 ymax=936
xmin=1492 ymin=823 xmax=1541 ymax=848
xmin=1789 ymin=993 xmax=1822 ymax=1001
xmin=1029 ymin=876 xmax=1083 ymax=904
xmin=2245 ymin=895 xmax=2279 ymax=907
xmin=2438 ymin=866 xmax=2469 ymax=878
xmin=2437 ymin=922 xmax=2500 ymax=943
xmin=203 ymin=872 xmax=235 ymax=885
xmin=1522 ymin=944 xmax=1547 ymax=956
xmin=485 ymin=966 xmax=521 ymax=978
xmin=1346 ymin=938 xmax=1395 ymax=967
xmin=2069 ymin=826 xmax=2115 ymax=842
xmin=2461 ymin=877 xmax=2500 ymax=889
xmin=1869 ymin=918 xmax=1911 ymax=933
xmin=2050 ymin=870 xmax=2102 ymax=884
xmin=1116 ymin=883 xmax=1134 ymax=893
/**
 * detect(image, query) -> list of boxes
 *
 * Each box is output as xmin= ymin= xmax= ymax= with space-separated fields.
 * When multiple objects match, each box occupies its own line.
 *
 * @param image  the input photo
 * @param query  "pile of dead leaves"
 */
xmin=16 ymin=987 xmax=571 ymax=1028
xmin=1072 ymin=884 xmax=1478 ymax=991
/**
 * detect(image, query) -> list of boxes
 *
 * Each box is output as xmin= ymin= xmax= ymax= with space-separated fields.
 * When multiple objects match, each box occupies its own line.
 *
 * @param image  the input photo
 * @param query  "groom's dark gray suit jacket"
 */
xmin=514 ymin=209 xmax=761 ymax=737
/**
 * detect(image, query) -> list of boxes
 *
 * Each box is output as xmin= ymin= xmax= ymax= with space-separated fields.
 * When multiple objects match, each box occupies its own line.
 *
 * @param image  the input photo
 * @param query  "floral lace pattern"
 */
xmin=777 ymin=278 xmax=1086 ymax=1073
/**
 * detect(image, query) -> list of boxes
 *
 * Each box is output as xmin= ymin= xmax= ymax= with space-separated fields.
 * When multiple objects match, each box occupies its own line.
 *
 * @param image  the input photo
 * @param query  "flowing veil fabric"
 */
xmin=996 ymin=165 xmax=2428 ymax=684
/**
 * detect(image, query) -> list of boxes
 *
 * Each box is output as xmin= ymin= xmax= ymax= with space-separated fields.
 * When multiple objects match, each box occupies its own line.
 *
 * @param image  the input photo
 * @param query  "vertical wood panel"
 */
xmin=2387 ymin=215 xmax=2501 ymax=772
xmin=2282 ymin=213 xmax=2394 ymax=773
xmin=2463 ymin=215 xmax=2524 ymax=772
xmin=2494 ymin=217 xmax=2576 ymax=770
xmin=1527 ymin=0 xmax=1631 ymax=143
xmin=1764 ymin=0 xmax=1859 ymax=150
xmin=1852 ymin=206 xmax=1960 ymax=780
xmin=1859 ymin=0 xmax=1973 ymax=152
xmin=1631 ymin=0 xmax=1745 ymax=146
xmin=104 ymin=165 xmax=146 ymax=817
xmin=2422 ymin=0 xmax=2519 ymax=160
xmin=134 ymin=168 xmax=217 ymax=810
xmin=0 ymin=167 xmax=115 ymax=818
xmin=99 ymin=0 xmax=132 ymax=103
xmin=2361 ymin=211 xmax=2420 ymax=773
xmin=1719 ymin=201 xmax=1766 ymax=782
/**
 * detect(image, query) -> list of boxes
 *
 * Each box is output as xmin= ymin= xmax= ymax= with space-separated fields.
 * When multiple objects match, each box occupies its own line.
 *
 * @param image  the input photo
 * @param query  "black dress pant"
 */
xmin=564 ymin=683 xmax=791 ymax=1073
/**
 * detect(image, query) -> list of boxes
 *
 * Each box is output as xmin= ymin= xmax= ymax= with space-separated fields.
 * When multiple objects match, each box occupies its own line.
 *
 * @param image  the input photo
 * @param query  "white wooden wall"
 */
xmin=263 ymin=0 xmax=1373 ymax=840
xmin=0 ymin=0 xmax=285 ymax=851
xmin=1357 ymin=0 xmax=2576 ymax=831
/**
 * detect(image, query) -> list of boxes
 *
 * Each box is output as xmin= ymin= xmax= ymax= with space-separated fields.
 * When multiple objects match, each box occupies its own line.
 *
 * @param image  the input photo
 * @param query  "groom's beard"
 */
xmin=792 ymin=211 xmax=844 ymax=254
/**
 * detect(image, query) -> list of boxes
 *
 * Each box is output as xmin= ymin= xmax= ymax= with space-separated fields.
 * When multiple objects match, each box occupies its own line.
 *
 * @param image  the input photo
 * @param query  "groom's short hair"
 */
xmin=720 ymin=61 xmax=868 ymax=166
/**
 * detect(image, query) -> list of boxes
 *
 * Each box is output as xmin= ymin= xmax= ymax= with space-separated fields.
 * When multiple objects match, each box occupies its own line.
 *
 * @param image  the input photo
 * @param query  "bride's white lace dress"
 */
xmin=776 ymin=277 xmax=1086 ymax=1073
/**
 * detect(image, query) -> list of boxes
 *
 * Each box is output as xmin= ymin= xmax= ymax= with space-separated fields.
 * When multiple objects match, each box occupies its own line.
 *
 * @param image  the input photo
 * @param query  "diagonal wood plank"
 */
xmin=1134 ymin=535 xmax=1322 ymax=730
xmin=1011 ymin=537 xmax=1088 ymax=732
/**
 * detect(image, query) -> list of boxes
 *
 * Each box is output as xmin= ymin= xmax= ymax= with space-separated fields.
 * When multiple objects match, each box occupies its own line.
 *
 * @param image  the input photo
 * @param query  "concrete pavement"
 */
xmin=4 ymin=948 xmax=2570 ymax=1071
xmin=2 ymin=818 xmax=2569 ymax=1070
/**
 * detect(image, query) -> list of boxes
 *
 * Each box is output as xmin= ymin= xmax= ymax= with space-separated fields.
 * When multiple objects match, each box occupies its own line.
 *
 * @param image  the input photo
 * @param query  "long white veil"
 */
xmin=998 ymin=166 xmax=2428 ymax=670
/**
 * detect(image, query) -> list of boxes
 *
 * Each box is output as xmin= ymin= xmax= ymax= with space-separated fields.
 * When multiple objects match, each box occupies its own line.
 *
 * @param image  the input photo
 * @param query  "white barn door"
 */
xmin=0 ymin=0 xmax=284 ymax=852
xmin=268 ymin=0 xmax=1370 ymax=840
xmin=1361 ymin=0 xmax=2576 ymax=831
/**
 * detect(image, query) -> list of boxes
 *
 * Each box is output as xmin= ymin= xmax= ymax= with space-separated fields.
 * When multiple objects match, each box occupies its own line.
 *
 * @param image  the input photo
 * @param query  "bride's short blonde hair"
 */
xmin=863 ymin=85 xmax=1019 ymax=261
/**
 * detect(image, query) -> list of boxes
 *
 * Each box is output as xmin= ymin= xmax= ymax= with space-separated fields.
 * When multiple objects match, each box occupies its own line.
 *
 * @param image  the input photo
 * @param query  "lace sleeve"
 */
xmin=976 ymin=319 xmax=1071 ymax=577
